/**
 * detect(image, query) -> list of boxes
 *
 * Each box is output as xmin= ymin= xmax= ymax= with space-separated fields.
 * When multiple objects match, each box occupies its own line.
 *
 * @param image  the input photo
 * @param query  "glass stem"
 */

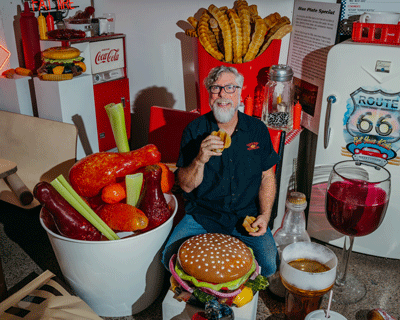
xmin=336 ymin=235 xmax=354 ymax=287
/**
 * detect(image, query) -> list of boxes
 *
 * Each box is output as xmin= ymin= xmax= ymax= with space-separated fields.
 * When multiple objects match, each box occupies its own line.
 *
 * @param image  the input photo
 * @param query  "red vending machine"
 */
xmin=87 ymin=35 xmax=131 ymax=152
xmin=41 ymin=34 xmax=131 ymax=152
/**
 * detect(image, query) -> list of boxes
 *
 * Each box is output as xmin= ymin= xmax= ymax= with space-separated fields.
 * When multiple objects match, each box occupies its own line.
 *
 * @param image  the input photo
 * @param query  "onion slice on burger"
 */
xmin=169 ymin=254 xmax=244 ymax=298
xmin=169 ymin=253 xmax=261 ymax=299
xmin=169 ymin=254 xmax=194 ymax=293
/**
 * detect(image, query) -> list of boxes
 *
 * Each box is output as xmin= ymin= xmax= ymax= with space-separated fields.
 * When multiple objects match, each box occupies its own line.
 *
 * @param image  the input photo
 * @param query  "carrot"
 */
xmin=101 ymin=182 xmax=126 ymax=204
xmin=157 ymin=163 xmax=175 ymax=193
xmin=134 ymin=162 xmax=175 ymax=193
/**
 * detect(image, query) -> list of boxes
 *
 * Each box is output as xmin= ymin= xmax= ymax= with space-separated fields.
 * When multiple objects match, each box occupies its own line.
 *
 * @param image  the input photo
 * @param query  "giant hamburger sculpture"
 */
xmin=169 ymin=233 xmax=268 ymax=311
xmin=38 ymin=46 xmax=86 ymax=81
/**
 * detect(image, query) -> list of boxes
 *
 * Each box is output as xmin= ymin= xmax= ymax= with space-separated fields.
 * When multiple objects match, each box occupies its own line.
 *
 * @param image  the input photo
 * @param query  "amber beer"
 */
xmin=280 ymin=242 xmax=337 ymax=320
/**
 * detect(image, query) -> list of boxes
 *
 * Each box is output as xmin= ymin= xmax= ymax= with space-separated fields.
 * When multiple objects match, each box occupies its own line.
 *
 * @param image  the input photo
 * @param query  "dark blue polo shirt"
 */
xmin=176 ymin=111 xmax=280 ymax=234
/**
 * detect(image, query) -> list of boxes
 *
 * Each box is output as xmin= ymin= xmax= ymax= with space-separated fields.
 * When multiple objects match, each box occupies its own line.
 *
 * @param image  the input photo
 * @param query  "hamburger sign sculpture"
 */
xmin=37 ymin=46 xmax=86 ymax=81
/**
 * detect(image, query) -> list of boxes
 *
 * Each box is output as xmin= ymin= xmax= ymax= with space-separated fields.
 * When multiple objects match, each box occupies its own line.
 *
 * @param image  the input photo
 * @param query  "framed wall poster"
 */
xmin=287 ymin=0 xmax=341 ymax=134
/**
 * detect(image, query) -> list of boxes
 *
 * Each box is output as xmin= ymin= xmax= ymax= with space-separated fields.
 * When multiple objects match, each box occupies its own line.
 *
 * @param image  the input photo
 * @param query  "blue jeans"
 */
xmin=162 ymin=214 xmax=279 ymax=277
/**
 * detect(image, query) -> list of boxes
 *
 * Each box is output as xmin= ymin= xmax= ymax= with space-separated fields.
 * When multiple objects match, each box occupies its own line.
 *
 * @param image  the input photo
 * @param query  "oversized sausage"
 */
xmin=34 ymin=181 xmax=101 ymax=241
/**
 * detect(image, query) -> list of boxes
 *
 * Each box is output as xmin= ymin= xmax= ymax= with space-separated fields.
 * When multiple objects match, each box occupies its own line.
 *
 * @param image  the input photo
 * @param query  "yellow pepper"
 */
xmin=169 ymin=276 xmax=180 ymax=293
xmin=233 ymin=286 xmax=253 ymax=307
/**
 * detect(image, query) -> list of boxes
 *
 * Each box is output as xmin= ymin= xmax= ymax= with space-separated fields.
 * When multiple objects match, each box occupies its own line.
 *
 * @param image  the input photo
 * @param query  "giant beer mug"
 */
xmin=280 ymin=242 xmax=337 ymax=320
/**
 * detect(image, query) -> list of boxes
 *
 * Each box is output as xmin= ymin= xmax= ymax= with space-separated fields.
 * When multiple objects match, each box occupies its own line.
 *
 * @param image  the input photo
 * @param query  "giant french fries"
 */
xmin=208 ymin=4 xmax=233 ymax=63
xmin=257 ymin=24 xmax=293 ymax=58
xmin=243 ymin=15 xmax=267 ymax=62
xmin=227 ymin=9 xmax=243 ymax=64
xmin=236 ymin=0 xmax=251 ymax=58
xmin=183 ymin=1 xmax=292 ymax=64
xmin=198 ymin=10 xmax=224 ymax=61
xmin=209 ymin=18 xmax=224 ymax=53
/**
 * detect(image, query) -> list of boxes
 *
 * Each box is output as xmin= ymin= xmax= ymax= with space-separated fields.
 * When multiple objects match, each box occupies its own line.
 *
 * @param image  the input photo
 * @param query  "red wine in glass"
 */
xmin=325 ymin=160 xmax=390 ymax=304
xmin=326 ymin=180 xmax=388 ymax=237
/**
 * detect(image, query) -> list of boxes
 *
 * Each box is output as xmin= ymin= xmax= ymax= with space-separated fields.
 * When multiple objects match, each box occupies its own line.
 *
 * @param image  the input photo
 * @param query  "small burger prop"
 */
xmin=169 ymin=233 xmax=268 ymax=309
xmin=211 ymin=130 xmax=231 ymax=153
xmin=38 ymin=46 xmax=86 ymax=81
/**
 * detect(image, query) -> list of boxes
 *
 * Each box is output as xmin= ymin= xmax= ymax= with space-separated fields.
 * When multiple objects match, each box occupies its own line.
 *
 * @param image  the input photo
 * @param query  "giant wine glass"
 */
xmin=325 ymin=160 xmax=390 ymax=304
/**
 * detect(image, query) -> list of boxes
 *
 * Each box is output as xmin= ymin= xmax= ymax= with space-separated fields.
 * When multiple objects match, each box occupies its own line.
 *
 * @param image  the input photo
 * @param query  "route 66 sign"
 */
xmin=344 ymin=88 xmax=400 ymax=167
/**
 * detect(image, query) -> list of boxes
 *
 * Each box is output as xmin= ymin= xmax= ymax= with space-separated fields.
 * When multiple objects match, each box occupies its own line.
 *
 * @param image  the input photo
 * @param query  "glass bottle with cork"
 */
xmin=274 ymin=191 xmax=310 ymax=255
xmin=268 ymin=191 xmax=311 ymax=298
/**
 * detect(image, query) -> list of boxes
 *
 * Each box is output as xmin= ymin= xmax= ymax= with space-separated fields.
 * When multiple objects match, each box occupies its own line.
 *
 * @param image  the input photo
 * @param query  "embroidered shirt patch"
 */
xmin=247 ymin=142 xmax=259 ymax=150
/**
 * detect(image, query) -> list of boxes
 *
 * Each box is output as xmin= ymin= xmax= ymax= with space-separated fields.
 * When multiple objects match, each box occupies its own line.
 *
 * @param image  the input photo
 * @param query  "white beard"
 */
xmin=212 ymin=98 xmax=238 ymax=123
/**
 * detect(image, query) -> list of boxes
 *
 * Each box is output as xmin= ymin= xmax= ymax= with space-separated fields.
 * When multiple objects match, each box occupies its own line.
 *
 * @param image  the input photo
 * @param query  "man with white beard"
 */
xmin=162 ymin=66 xmax=280 ymax=278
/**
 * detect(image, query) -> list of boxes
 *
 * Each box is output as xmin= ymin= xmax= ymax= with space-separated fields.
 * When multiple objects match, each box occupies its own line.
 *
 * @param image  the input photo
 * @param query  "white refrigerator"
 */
xmin=307 ymin=40 xmax=400 ymax=259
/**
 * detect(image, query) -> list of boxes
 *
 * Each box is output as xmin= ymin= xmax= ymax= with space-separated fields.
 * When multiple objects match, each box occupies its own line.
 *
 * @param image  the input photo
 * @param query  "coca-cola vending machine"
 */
xmin=86 ymin=35 xmax=131 ymax=152
xmin=38 ymin=34 xmax=131 ymax=153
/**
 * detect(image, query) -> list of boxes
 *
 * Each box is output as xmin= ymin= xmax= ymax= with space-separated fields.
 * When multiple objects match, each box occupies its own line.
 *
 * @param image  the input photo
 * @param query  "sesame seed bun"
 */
xmin=177 ymin=233 xmax=254 ymax=284
xmin=42 ymin=46 xmax=81 ymax=60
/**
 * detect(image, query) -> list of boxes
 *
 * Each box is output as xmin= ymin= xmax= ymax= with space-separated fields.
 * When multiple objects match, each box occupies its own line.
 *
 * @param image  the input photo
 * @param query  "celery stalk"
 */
xmin=55 ymin=175 xmax=120 ymax=240
xmin=105 ymin=102 xmax=130 ymax=153
xmin=50 ymin=176 xmax=120 ymax=240
xmin=125 ymin=173 xmax=143 ymax=207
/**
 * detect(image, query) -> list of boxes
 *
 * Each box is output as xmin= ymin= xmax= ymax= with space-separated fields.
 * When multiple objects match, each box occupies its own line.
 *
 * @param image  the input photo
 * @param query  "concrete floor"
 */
xmin=0 ymin=200 xmax=399 ymax=319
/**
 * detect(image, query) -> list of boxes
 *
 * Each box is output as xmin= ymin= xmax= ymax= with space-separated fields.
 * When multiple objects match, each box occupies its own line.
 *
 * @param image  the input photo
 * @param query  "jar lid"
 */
xmin=269 ymin=65 xmax=293 ymax=82
xmin=287 ymin=191 xmax=306 ymax=205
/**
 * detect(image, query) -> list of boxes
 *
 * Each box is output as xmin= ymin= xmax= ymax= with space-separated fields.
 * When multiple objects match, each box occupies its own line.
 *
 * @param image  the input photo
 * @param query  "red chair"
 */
xmin=148 ymin=106 xmax=285 ymax=228
xmin=148 ymin=106 xmax=200 ymax=163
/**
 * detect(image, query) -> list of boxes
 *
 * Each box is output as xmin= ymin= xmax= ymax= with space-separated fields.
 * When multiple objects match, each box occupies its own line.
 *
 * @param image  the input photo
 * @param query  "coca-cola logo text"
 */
xmin=95 ymin=49 xmax=120 ymax=65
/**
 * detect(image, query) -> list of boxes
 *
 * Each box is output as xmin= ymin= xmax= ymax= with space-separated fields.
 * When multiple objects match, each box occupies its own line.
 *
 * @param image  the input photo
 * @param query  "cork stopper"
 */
xmin=287 ymin=191 xmax=306 ymax=205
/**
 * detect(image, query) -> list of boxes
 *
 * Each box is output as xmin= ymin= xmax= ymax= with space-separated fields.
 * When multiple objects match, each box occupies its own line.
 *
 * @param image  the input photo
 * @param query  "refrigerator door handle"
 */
xmin=121 ymin=97 xmax=126 ymax=108
xmin=324 ymin=95 xmax=337 ymax=149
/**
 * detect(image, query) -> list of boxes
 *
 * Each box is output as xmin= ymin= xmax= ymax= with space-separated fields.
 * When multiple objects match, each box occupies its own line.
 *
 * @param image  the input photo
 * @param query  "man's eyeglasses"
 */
xmin=209 ymin=85 xmax=241 ymax=94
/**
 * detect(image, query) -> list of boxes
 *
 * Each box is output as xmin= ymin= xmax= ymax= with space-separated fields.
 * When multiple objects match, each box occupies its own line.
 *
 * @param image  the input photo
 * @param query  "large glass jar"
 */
xmin=262 ymin=65 xmax=294 ymax=131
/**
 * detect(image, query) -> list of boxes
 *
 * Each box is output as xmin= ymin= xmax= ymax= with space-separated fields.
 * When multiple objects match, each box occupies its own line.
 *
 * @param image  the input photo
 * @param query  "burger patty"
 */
xmin=39 ymin=57 xmax=85 ymax=75
xmin=178 ymin=233 xmax=254 ymax=284
xmin=42 ymin=63 xmax=82 ymax=74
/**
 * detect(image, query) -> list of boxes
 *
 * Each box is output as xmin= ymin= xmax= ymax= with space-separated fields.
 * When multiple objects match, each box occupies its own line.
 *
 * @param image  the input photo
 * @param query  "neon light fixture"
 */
xmin=0 ymin=44 xmax=11 ymax=70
